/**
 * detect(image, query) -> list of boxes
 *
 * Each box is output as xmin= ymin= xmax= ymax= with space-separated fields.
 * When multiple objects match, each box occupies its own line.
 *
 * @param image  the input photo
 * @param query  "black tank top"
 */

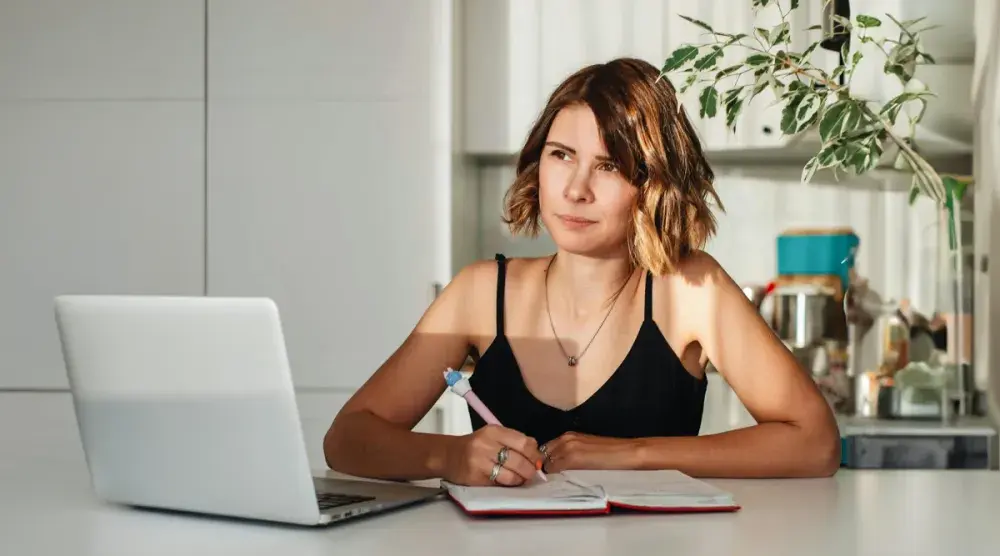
xmin=467 ymin=254 xmax=707 ymax=446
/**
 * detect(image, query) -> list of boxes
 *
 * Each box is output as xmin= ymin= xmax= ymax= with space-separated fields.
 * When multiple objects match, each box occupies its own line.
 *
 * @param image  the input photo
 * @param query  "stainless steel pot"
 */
xmin=771 ymin=289 xmax=848 ymax=348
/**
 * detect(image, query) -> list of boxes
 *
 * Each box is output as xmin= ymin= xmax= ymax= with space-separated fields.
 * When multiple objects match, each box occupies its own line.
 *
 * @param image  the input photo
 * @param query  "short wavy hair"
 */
xmin=502 ymin=57 xmax=724 ymax=276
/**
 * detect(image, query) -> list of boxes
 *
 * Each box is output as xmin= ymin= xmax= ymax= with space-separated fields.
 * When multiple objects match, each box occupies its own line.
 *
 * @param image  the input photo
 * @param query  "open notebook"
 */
xmin=443 ymin=470 xmax=739 ymax=516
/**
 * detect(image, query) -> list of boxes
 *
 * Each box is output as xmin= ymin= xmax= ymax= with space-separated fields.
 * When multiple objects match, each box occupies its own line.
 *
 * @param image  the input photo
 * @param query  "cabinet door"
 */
xmin=972 ymin=0 xmax=1000 ymax=401
xmin=463 ymin=0 xmax=671 ymax=155
xmin=206 ymin=0 xmax=453 ymax=390
xmin=0 ymin=1 xmax=205 ymax=390
xmin=538 ymin=0 xmax=668 ymax=104
xmin=462 ymin=0 xmax=540 ymax=155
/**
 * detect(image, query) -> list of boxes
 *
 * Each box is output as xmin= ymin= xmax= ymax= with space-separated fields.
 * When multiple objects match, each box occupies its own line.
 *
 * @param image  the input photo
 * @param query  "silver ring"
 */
xmin=489 ymin=462 xmax=502 ymax=483
xmin=497 ymin=446 xmax=509 ymax=465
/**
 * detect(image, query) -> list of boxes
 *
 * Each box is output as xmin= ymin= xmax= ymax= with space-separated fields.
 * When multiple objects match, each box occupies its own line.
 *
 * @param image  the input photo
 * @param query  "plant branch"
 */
xmin=858 ymin=103 xmax=945 ymax=200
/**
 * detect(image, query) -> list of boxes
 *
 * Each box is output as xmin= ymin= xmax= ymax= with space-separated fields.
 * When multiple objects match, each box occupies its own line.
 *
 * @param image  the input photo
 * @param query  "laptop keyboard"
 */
xmin=316 ymin=492 xmax=376 ymax=510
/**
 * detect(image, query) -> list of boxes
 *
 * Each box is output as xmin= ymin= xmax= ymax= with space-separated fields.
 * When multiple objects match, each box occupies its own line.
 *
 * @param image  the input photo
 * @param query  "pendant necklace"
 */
xmin=543 ymin=254 xmax=632 ymax=367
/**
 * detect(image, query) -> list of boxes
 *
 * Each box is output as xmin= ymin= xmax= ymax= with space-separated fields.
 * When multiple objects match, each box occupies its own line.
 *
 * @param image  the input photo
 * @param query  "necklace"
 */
xmin=543 ymin=255 xmax=632 ymax=367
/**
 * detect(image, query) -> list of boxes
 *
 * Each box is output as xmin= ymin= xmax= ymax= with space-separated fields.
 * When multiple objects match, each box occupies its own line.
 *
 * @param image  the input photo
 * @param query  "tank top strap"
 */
xmin=494 ymin=253 xmax=508 ymax=334
xmin=644 ymin=270 xmax=654 ymax=322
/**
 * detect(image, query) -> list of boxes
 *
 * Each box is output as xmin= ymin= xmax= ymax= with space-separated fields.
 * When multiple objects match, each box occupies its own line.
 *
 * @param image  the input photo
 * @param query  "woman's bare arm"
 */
xmin=632 ymin=252 xmax=841 ymax=478
xmin=323 ymin=262 xmax=487 ymax=481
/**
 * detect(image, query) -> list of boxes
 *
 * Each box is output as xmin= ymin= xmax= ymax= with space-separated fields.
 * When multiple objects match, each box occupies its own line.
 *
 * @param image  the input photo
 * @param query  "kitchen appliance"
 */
xmin=769 ymin=228 xmax=859 ymax=413
xmin=769 ymin=276 xmax=852 ymax=413
xmin=776 ymin=227 xmax=859 ymax=292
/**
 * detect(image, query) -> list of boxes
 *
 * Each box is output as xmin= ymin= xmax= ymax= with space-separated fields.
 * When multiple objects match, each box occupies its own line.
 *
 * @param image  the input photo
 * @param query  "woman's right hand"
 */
xmin=442 ymin=425 xmax=544 ymax=486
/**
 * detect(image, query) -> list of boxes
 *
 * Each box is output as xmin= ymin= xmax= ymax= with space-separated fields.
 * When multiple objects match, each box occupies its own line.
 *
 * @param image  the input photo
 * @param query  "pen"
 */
xmin=443 ymin=369 xmax=548 ymax=482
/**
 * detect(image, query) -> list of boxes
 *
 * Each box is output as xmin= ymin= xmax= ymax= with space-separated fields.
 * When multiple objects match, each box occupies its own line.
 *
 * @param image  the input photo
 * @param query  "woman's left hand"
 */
xmin=540 ymin=432 xmax=641 ymax=473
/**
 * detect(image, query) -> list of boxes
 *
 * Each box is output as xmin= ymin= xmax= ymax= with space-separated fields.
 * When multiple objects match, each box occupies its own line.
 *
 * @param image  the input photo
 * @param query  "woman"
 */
xmin=324 ymin=57 xmax=840 ymax=486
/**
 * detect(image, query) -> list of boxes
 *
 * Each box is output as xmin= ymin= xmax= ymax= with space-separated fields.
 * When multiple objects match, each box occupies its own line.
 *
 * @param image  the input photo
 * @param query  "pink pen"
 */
xmin=443 ymin=369 xmax=547 ymax=482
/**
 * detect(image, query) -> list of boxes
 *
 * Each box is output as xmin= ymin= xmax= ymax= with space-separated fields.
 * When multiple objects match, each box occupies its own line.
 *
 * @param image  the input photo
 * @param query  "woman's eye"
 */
xmin=597 ymin=162 xmax=619 ymax=172
xmin=550 ymin=149 xmax=570 ymax=161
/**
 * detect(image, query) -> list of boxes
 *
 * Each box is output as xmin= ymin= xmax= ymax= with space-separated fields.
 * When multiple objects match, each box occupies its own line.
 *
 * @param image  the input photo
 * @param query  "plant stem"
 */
xmin=857 ymin=104 xmax=946 ymax=201
xmin=949 ymin=188 xmax=967 ymax=414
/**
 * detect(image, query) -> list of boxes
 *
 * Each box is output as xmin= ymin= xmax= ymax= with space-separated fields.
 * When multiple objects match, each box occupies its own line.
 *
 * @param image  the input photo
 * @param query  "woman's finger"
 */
xmin=540 ymin=439 xmax=561 ymax=464
xmin=482 ymin=439 xmax=536 ymax=484
xmin=542 ymin=456 xmax=564 ymax=474
xmin=485 ymin=461 xmax=524 ymax=486
xmin=494 ymin=446 xmax=539 ymax=483
xmin=540 ymin=438 xmax=578 ymax=474
xmin=485 ymin=426 xmax=544 ymax=464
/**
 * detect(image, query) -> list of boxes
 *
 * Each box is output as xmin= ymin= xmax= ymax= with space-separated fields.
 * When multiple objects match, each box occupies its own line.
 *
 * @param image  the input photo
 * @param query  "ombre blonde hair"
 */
xmin=502 ymin=57 xmax=724 ymax=276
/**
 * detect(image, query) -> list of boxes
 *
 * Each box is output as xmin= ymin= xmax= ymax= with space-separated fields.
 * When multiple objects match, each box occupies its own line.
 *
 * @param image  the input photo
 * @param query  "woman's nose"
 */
xmin=563 ymin=168 xmax=594 ymax=202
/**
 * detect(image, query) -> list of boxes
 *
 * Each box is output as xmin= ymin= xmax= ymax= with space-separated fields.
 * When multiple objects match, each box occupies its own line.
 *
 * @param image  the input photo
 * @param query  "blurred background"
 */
xmin=1 ymin=0 xmax=998 ymax=472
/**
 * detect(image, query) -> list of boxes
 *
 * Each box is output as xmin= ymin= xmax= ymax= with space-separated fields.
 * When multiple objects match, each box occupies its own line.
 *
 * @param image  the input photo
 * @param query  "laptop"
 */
xmin=53 ymin=294 xmax=444 ymax=526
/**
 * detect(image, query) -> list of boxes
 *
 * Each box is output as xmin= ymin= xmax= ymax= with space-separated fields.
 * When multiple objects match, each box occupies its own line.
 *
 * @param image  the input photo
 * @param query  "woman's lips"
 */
xmin=556 ymin=214 xmax=597 ymax=229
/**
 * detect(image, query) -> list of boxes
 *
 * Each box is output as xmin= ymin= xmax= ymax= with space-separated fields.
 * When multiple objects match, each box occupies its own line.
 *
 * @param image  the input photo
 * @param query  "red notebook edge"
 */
xmin=446 ymin=491 xmax=610 ymax=516
xmin=446 ymin=491 xmax=741 ymax=517
xmin=608 ymin=500 xmax=742 ymax=513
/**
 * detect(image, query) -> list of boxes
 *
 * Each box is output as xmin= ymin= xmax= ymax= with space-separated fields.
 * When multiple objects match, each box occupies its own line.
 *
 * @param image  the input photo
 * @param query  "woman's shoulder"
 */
xmin=650 ymin=250 xmax=741 ymax=312
xmin=455 ymin=255 xmax=549 ymax=284
xmin=649 ymin=249 xmax=724 ymax=287
xmin=450 ymin=255 xmax=550 ymax=298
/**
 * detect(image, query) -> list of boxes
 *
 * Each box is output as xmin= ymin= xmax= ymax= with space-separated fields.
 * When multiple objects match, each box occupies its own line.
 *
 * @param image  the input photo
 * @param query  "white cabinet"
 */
xmin=847 ymin=0 xmax=975 ymax=144
xmin=462 ymin=0 xmax=981 ymax=157
xmin=0 ymin=0 xmax=469 ymax=437
xmin=461 ymin=0 xmax=834 ymax=155
xmin=706 ymin=0 xmax=973 ymax=161
xmin=972 ymin=0 xmax=1000 ymax=410
xmin=463 ymin=0 xmax=670 ymax=155
xmin=0 ymin=0 xmax=465 ymax=396
xmin=0 ymin=1 xmax=206 ymax=390
xmin=0 ymin=391 xmax=463 ymax=474
xmin=0 ymin=0 xmax=204 ymax=100
xmin=206 ymin=0 xmax=458 ymax=390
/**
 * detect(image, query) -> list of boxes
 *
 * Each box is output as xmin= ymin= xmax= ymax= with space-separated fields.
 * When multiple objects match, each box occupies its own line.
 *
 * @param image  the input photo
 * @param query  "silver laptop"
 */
xmin=53 ymin=294 xmax=443 ymax=526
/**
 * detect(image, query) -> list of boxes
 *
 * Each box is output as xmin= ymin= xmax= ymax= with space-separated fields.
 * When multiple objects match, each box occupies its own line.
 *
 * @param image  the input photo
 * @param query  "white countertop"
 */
xmin=3 ymin=390 xmax=998 ymax=555
xmin=3 ymin=460 xmax=999 ymax=556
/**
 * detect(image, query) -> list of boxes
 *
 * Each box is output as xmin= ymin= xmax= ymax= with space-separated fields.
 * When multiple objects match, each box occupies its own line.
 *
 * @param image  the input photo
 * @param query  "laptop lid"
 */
xmin=54 ymin=295 xmax=323 ymax=525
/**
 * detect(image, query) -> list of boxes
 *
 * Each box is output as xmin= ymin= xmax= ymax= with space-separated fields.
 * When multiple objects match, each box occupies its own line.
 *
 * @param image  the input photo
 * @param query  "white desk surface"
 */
xmin=3 ymin=459 xmax=999 ymax=556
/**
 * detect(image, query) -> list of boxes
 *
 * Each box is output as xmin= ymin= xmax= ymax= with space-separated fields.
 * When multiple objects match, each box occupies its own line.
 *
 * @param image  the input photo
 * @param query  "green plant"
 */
xmin=660 ymin=0 xmax=974 ymax=199
xmin=661 ymin=0 xmax=972 ymax=395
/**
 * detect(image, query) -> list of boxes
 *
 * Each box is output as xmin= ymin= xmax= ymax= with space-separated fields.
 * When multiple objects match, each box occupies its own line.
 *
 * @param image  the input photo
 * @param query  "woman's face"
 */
xmin=538 ymin=104 xmax=637 ymax=259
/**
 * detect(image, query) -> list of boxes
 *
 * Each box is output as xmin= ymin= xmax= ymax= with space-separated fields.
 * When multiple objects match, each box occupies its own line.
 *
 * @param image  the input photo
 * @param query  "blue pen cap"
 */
xmin=444 ymin=370 xmax=463 ymax=387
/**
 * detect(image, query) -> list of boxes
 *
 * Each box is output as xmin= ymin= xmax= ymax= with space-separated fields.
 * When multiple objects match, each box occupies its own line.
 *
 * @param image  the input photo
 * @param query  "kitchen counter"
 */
xmin=3 ymin=461 xmax=999 ymax=556
xmin=838 ymin=414 xmax=999 ymax=469
xmin=838 ymin=414 xmax=998 ymax=437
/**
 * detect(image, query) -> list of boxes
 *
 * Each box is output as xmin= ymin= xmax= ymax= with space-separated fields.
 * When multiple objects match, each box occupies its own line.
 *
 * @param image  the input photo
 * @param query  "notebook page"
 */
xmin=444 ymin=473 xmax=607 ymax=512
xmin=562 ymin=470 xmax=735 ymax=508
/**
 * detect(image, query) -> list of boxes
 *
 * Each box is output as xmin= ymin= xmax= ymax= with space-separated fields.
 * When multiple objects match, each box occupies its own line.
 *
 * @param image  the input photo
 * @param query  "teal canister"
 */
xmin=776 ymin=228 xmax=859 ymax=290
